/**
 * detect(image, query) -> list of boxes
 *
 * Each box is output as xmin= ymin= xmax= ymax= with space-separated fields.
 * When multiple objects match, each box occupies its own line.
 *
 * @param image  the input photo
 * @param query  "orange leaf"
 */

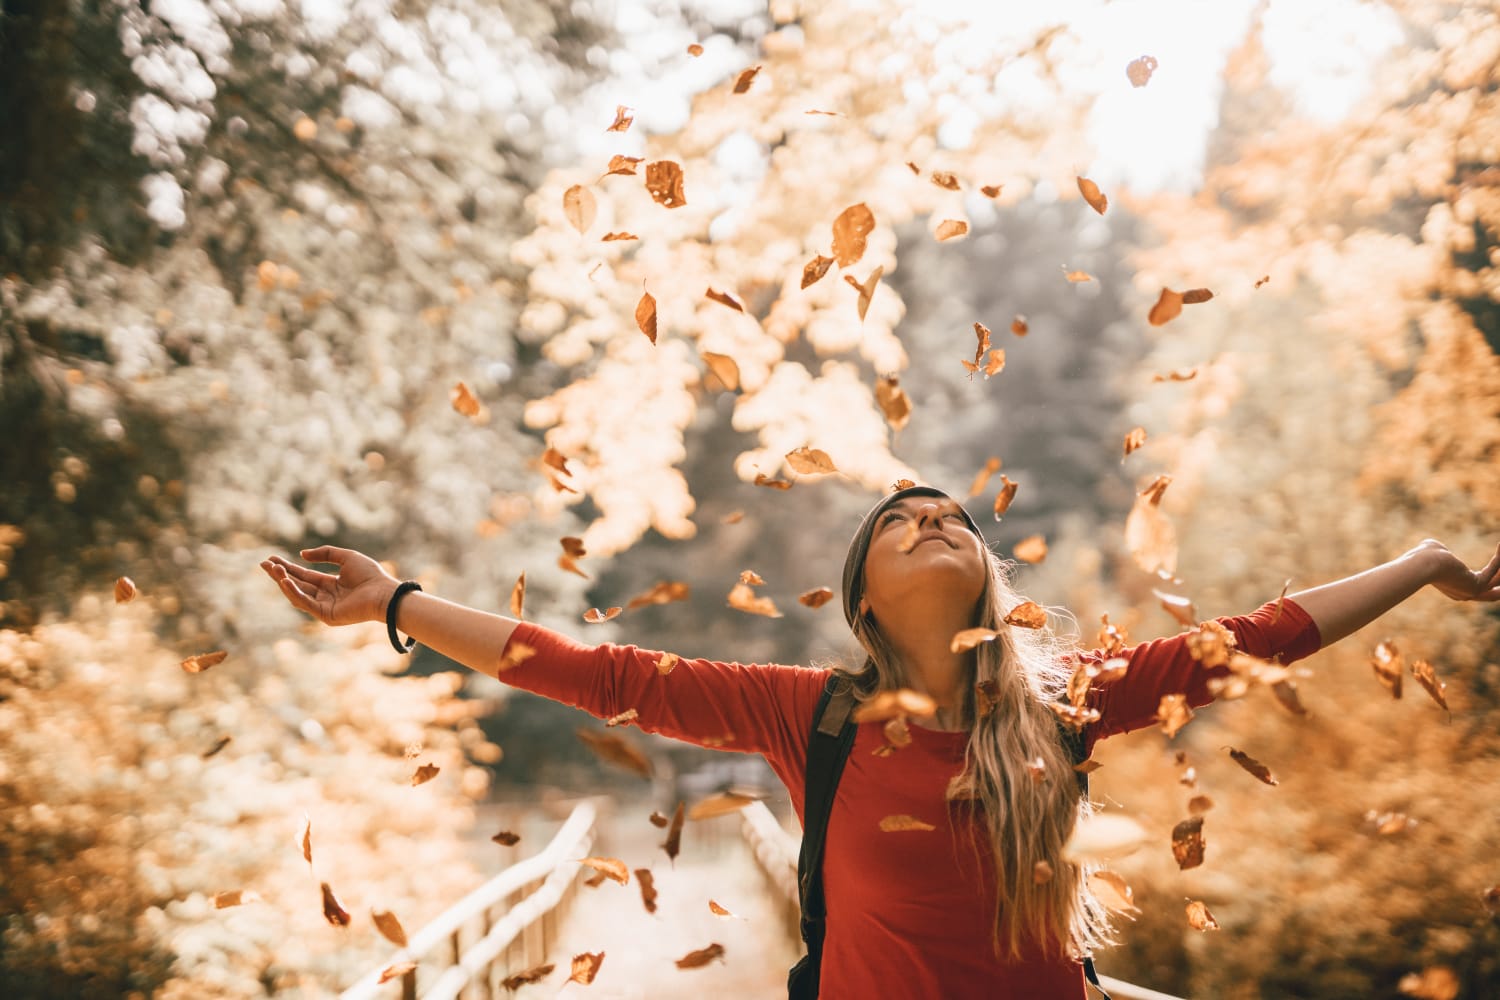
xmin=213 ymin=889 xmax=259 ymax=908
xmin=732 ymin=66 xmax=761 ymax=93
xmin=635 ymin=291 xmax=658 ymax=344
xmin=1077 ymin=176 xmax=1108 ymax=214
xmin=1033 ymin=860 xmax=1055 ymax=884
xmin=879 ymin=814 xmax=936 ymax=832
xmin=930 ymin=171 xmax=961 ymax=190
xmin=491 ymin=830 xmax=521 ymax=846
xmin=583 ymin=607 xmax=622 ymax=624
xmin=1182 ymin=288 xmax=1214 ymax=304
xmin=576 ymin=729 xmax=653 ymax=778
xmin=709 ymin=900 xmax=737 ymax=918
xmin=1125 ymin=474 xmax=1177 ymax=576
xmin=798 ymin=586 xmax=834 ymax=608
xmin=727 ymin=581 xmax=782 ymax=618
xmin=785 ymin=446 xmax=838 ymax=475
xmin=180 ymin=650 xmax=227 ymax=674
xmin=967 ymin=456 xmax=1002 ymax=498
xmin=410 ymin=763 xmax=440 ymax=786
xmin=971 ymin=322 xmax=991 ymax=365
xmin=688 ymin=791 xmax=759 ymax=820
xmin=705 ymin=287 xmax=744 ymax=312
xmin=1013 ymin=535 xmax=1047 ymax=564
xmin=644 ymin=160 xmax=686 ymax=208
xmin=1123 ymin=426 xmax=1147 ymax=457
xmin=626 ymin=580 xmax=690 ymax=609
xmin=320 ymin=882 xmax=351 ymax=927
xmin=378 ymin=962 xmax=417 ymax=984
xmin=569 ymin=952 xmax=605 ymax=985
xmin=1064 ymin=269 xmax=1093 ymax=283
xmin=992 ymin=475 xmax=1019 ymax=519
xmin=604 ymin=154 xmax=642 ymax=176
xmin=831 ymin=203 xmax=875 ymax=267
xmin=1227 ymin=747 xmax=1278 ymax=785
xmin=501 ymin=964 xmax=554 ymax=990
xmin=675 ymin=943 xmax=726 ymax=969
xmin=983 ymin=350 xmax=1005 ymax=377
xmin=687 ymin=43 xmax=703 ymax=57
xmin=577 ymin=857 xmax=630 ymax=885
xmin=934 ymin=219 xmax=968 ymax=241
xmin=1087 ymin=870 xmax=1141 ymax=916
xmin=1048 ymin=701 xmax=1101 ymax=732
xmin=875 ymin=375 xmax=912 ymax=432
xmin=662 ymin=801 xmax=685 ymax=861
xmin=1126 ymin=54 xmax=1158 ymax=88
xmin=1010 ymin=315 xmax=1028 ymax=336
xmin=371 ymin=908 xmax=408 ymax=947
xmin=950 ymin=627 xmax=999 ymax=653
xmin=843 ymin=266 xmax=883 ymax=320
xmin=1148 ymin=288 xmax=1183 ymax=326
xmin=852 ymin=688 xmax=937 ymax=723
xmin=451 ymin=381 xmax=483 ymax=419
xmin=1185 ymin=900 xmax=1219 ymax=931
xmin=509 ymin=572 xmax=525 ymax=619
xmin=801 ymin=254 xmax=835 ymax=288
xmin=497 ymin=641 xmax=536 ymax=673
xmin=300 ymin=816 xmax=313 ymax=864
xmin=605 ymin=104 xmax=633 ymax=132
xmin=562 ymin=185 xmax=596 ymax=234
xmin=656 ymin=652 xmax=680 ymax=675
xmin=1156 ymin=694 xmax=1194 ymax=738
xmin=1172 ymin=816 xmax=1206 ymax=869
xmin=601 ymin=231 xmax=637 ymax=242
xmin=981 ymin=184 xmax=1003 ymax=198
xmin=1004 ymin=600 xmax=1046 ymax=628
xmin=635 ymin=868 xmax=657 ymax=913
xmin=975 ymin=679 xmax=1000 ymax=720
xmin=701 ymin=351 xmax=741 ymax=392
xmin=753 ymin=472 xmax=792 ymax=490
xmin=1371 ymin=639 xmax=1404 ymax=698
xmin=114 ymin=576 xmax=137 ymax=603
xmin=1411 ymin=659 xmax=1449 ymax=712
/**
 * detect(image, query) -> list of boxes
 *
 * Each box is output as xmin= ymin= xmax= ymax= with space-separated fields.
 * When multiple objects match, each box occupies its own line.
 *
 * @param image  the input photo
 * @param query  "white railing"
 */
xmin=340 ymin=798 xmax=601 ymax=1000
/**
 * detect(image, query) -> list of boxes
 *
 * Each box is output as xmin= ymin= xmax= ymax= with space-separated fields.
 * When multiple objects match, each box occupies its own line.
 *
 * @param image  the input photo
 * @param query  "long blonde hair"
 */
xmin=838 ymin=492 xmax=1114 ymax=961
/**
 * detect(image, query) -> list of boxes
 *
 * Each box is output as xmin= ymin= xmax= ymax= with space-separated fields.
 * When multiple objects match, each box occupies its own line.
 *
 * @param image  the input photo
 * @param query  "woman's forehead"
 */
xmin=883 ymin=493 xmax=960 ymax=514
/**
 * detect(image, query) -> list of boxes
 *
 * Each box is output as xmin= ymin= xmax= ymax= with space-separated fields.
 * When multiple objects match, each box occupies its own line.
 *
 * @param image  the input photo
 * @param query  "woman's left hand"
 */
xmin=1414 ymin=539 xmax=1500 ymax=602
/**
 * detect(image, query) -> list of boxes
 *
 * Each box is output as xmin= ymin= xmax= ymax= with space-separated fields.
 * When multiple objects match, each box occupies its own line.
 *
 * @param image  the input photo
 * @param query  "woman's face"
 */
xmin=857 ymin=495 xmax=989 ymax=627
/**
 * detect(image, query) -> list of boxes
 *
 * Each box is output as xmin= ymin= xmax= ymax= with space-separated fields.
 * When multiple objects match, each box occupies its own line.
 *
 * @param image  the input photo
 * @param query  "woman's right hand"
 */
xmin=260 ymin=546 xmax=399 ymax=627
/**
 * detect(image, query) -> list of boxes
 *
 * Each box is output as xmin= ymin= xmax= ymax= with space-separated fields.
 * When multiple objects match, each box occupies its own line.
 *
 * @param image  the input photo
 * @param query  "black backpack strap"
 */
xmin=788 ymin=673 xmax=858 ymax=999
xmin=1058 ymin=716 xmax=1112 ymax=1000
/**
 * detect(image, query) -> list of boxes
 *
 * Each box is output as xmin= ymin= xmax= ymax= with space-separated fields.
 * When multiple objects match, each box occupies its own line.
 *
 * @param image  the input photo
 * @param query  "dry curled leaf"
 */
xmin=635 ymin=291 xmax=658 ymax=345
xmin=576 ymin=729 xmax=653 ymax=778
xmin=1077 ymin=176 xmax=1108 ymax=214
xmin=992 ymin=475 xmax=1019 ymax=519
xmin=180 ymin=650 xmax=227 ymax=674
xmin=968 ymin=457 xmax=1002 ymax=498
xmin=1003 ymin=601 xmax=1047 ymax=629
xmin=583 ymin=607 xmax=623 ymax=624
xmin=1371 ymin=640 xmax=1404 ymax=698
xmin=562 ymin=185 xmax=596 ymax=234
xmin=950 ymin=627 xmax=999 ymax=653
xmin=844 ymin=266 xmax=883 ymax=321
xmin=1123 ymin=427 xmax=1147 ymax=457
xmin=852 ymin=688 xmax=937 ymax=723
xmin=1126 ymin=54 xmax=1158 ymax=87
xmin=1186 ymin=899 xmax=1219 ymax=931
xmin=606 ymin=104 xmax=633 ymax=132
xmin=410 ymin=763 xmax=440 ymax=786
xmin=1087 ymin=870 xmax=1142 ymax=916
xmin=379 ymin=962 xmax=417 ymax=984
xmin=975 ymin=680 xmax=1000 ymax=721
xmin=708 ymin=900 xmax=737 ymax=918
xmin=890 ymin=478 xmax=916 ymax=491
xmin=875 ymin=375 xmax=912 ymax=432
xmin=569 ymin=952 xmax=605 ymax=985
xmin=1172 ymin=816 xmax=1206 ymax=870
xmin=676 ymin=943 xmax=726 ymax=969
xmin=786 ymin=447 xmax=838 ymax=475
xmin=626 ymin=581 xmax=690 ymax=610
xmin=1411 ymin=659 xmax=1449 ymax=712
xmin=604 ymin=154 xmax=643 ymax=176
xmin=201 ymin=736 xmax=231 ymax=759
xmin=930 ymin=170 xmax=961 ymax=190
xmin=1255 ymin=274 xmax=1271 ymax=288
xmin=114 ymin=576 xmax=137 ymax=603
xmin=320 ymin=882 xmax=351 ymax=927
xmin=1157 ymin=693 xmax=1194 ymax=739
xmin=801 ymin=254 xmax=835 ymax=289
xmin=644 ymin=160 xmax=686 ymax=208
xmin=727 ymin=582 xmax=782 ymax=618
xmin=656 ymin=652 xmax=680 ymax=675
xmin=605 ymin=708 xmax=638 ymax=728
xmin=1048 ymin=701 xmax=1102 ymax=732
xmin=1126 ymin=474 xmax=1177 ymax=577
xmin=662 ymin=801 xmax=685 ymax=861
xmin=492 ymin=830 xmax=521 ymax=846
xmin=1182 ymin=288 xmax=1214 ymax=304
xmin=753 ymin=472 xmax=792 ymax=490
xmin=451 ymin=381 xmax=485 ymax=422
xmin=1148 ymin=288 xmax=1184 ymax=326
xmin=213 ymin=889 xmax=259 ymax=908
xmin=971 ymin=322 xmax=992 ymax=365
xmin=371 ymin=908 xmax=408 ymax=947
xmin=634 ymin=868 xmax=657 ymax=913
xmin=798 ymin=587 xmax=834 ymax=608
xmin=688 ymin=791 xmax=760 ymax=820
xmin=601 ymin=231 xmax=637 ymax=242
xmin=502 ymin=964 xmax=554 ymax=990
xmin=879 ymin=814 xmax=937 ymax=832
xmin=981 ymin=183 xmax=1003 ymax=198
xmin=882 ymin=715 xmax=911 ymax=749
xmin=701 ymin=351 xmax=740 ymax=391
xmin=1064 ymin=269 xmax=1093 ymax=283
xmin=509 ymin=571 xmax=525 ymax=619
xmin=935 ymin=219 xmax=968 ymax=241
xmin=705 ymin=287 xmax=744 ymax=312
xmin=686 ymin=43 xmax=703 ymax=57
xmin=831 ymin=203 xmax=875 ymax=267
xmin=732 ymin=66 xmax=760 ymax=93
xmin=1152 ymin=367 xmax=1198 ymax=382
xmin=1074 ymin=758 xmax=1103 ymax=774
xmin=578 ymin=857 xmax=630 ymax=885
xmin=1013 ymin=535 xmax=1047 ymax=564
xmin=1228 ymin=747 xmax=1278 ymax=785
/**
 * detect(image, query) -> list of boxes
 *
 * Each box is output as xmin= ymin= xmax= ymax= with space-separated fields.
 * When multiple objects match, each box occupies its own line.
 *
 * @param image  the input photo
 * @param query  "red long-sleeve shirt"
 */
xmin=498 ymin=599 xmax=1321 ymax=999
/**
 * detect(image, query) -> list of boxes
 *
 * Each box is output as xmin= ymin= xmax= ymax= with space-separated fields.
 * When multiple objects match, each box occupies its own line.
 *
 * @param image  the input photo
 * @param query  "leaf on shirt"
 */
xmin=502 ymin=964 xmax=555 ymax=990
xmin=656 ymin=652 xmax=681 ymax=675
xmin=1207 ymin=653 xmax=1292 ymax=700
xmin=879 ymin=814 xmax=937 ymax=832
xmin=1227 ymin=747 xmax=1279 ymax=786
xmin=1156 ymin=694 xmax=1194 ymax=738
xmin=1172 ymin=816 xmax=1206 ymax=870
xmin=1064 ymin=813 xmax=1147 ymax=862
xmin=832 ymin=203 xmax=875 ymax=267
xmin=497 ymin=641 xmax=535 ymax=673
xmin=576 ymin=729 xmax=653 ymax=778
xmin=1186 ymin=900 xmax=1220 ymax=931
xmin=605 ymin=708 xmax=638 ymax=727
xmin=688 ymin=791 xmax=760 ymax=820
xmin=1097 ymin=615 xmax=1129 ymax=657
xmin=1125 ymin=474 xmax=1177 ymax=577
xmin=569 ymin=952 xmax=605 ymax=985
xmin=1268 ymin=579 xmax=1292 ymax=625
xmin=1003 ymin=601 xmax=1047 ymax=629
xmin=1371 ymin=639 xmax=1404 ymax=698
xmin=583 ymin=607 xmax=623 ymax=624
xmin=675 ymin=943 xmax=726 ymax=969
xmin=950 ymin=627 xmax=999 ymax=653
xmin=992 ymin=475 xmax=1019 ymax=519
xmin=852 ymin=688 xmax=937 ymax=723
xmin=798 ymin=586 xmax=834 ymax=608
xmin=1086 ymin=870 xmax=1141 ymax=916
xmin=1185 ymin=620 xmax=1236 ymax=669
xmin=1411 ymin=659 xmax=1450 ymax=713
xmin=635 ymin=868 xmax=657 ymax=913
xmin=662 ymin=801 xmax=685 ymax=862
xmin=410 ymin=762 xmax=440 ymax=786
xmin=627 ymin=580 xmax=691 ymax=609
xmin=577 ymin=857 xmax=630 ymax=885
xmin=1013 ymin=535 xmax=1047 ymax=564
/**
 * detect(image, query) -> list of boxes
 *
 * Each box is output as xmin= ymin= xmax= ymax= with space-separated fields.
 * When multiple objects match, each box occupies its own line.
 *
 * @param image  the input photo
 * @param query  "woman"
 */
xmin=260 ymin=484 xmax=1499 ymax=999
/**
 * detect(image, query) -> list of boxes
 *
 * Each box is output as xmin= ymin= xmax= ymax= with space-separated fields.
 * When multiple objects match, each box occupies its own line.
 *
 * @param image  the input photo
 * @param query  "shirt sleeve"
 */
xmin=498 ymin=620 xmax=828 ymax=778
xmin=1083 ymin=597 xmax=1322 ymax=752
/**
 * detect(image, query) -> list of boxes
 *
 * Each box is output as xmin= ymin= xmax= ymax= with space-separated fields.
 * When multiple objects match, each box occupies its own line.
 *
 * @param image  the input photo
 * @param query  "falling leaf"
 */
xmin=1365 ymin=809 xmax=1418 ymax=836
xmin=1064 ymin=269 xmax=1093 ymax=283
xmin=451 ymin=381 xmax=483 ymax=419
xmin=605 ymin=708 xmax=638 ymax=728
xmin=114 ymin=576 xmax=137 ymax=603
xmin=378 ymin=962 xmax=417 ymax=985
xmin=1172 ymin=816 xmax=1206 ymax=870
xmin=320 ymin=882 xmax=351 ymax=927
xmin=1182 ymin=288 xmax=1214 ymax=304
xmin=604 ymin=154 xmax=643 ymax=176
xmin=1398 ymin=967 xmax=1460 ymax=1000
xmin=687 ymin=43 xmax=703 ymax=57
xmin=983 ymin=351 xmax=1005 ymax=377
xmin=662 ymin=801 xmax=685 ymax=861
xmin=1004 ymin=601 xmax=1047 ymax=629
xmin=905 ymin=161 xmax=921 ymax=175
xmin=1185 ymin=900 xmax=1219 ymax=931
xmin=1255 ymin=274 xmax=1271 ymax=288
xmin=569 ymin=952 xmax=605 ymax=985
xmin=300 ymin=816 xmax=313 ymax=864
xmin=970 ymin=322 xmax=992 ymax=366
xmin=1126 ymin=54 xmax=1158 ymax=87
xmin=1123 ymin=427 xmax=1148 ymax=458
xmin=1188 ymin=794 xmax=1214 ymax=815
xmin=1186 ymin=620 xmax=1235 ymax=668
xmin=601 ymin=231 xmax=637 ymax=242
xmin=644 ymin=160 xmax=686 ymax=208
xmin=497 ymin=641 xmax=536 ymax=673
xmin=1411 ymin=659 xmax=1449 ymax=712
xmin=740 ymin=567 xmax=764 ymax=583
xmin=882 ymin=715 xmax=911 ymax=749
xmin=1126 ymin=474 xmax=1177 ymax=576
xmin=705 ymin=287 xmax=744 ymax=312
xmin=732 ymin=66 xmax=761 ymax=93
xmin=950 ymin=627 xmax=999 ymax=653
xmin=879 ymin=814 xmax=937 ymax=832
xmin=656 ymin=652 xmax=680 ymax=675
xmin=583 ymin=607 xmax=623 ymax=624
xmin=509 ymin=572 xmax=525 ymax=619
xmin=1148 ymin=288 xmax=1184 ymax=326
xmin=180 ymin=651 xmax=228 ymax=674
xmin=606 ymin=104 xmax=633 ymax=132
xmin=202 ymin=736 xmax=232 ymax=759
xmin=981 ymin=184 xmax=1003 ymax=198
xmin=626 ymin=581 xmax=690 ymax=610
xmin=1067 ymin=814 xmax=1148 ymax=862
xmin=492 ymin=830 xmax=521 ymax=846
xmin=693 ymin=351 xmax=741 ymax=392
xmin=648 ymin=811 xmax=670 ymax=829
xmin=1048 ymin=701 xmax=1102 ymax=732
xmin=213 ymin=889 xmax=259 ymax=908
xmin=727 ymin=582 xmax=782 ymax=618
xmin=1077 ymin=177 xmax=1108 ymax=214
xmin=1157 ymin=694 xmax=1194 ymax=739
xmin=410 ymin=763 xmax=440 ymax=786
xmin=634 ymin=291 xmax=659 ymax=345
xmin=562 ymin=185 xmax=596 ymax=234
xmin=560 ymin=537 xmax=587 ymax=560
xmin=1087 ymin=870 xmax=1142 ymax=916
xmin=935 ymin=219 xmax=968 ymax=241
xmin=844 ymin=266 xmax=883 ymax=321
xmin=502 ymin=963 xmax=555 ymax=990
xmin=1269 ymin=579 xmax=1292 ymax=624
xmin=753 ymin=472 xmax=792 ymax=490
xmin=676 ymin=943 xmax=726 ymax=969
xmin=1013 ymin=536 xmax=1048 ymax=564
xmin=930 ymin=171 xmax=961 ymax=190
xmin=632 ymin=868 xmax=658 ymax=914
xmin=708 ymin=900 xmax=737 ymax=918
xmin=1033 ymin=860 xmax=1055 ymax=884
xmin=578 ymin=857 xmax=630 ymax=885
xmin=798 ymin=587 xmax=833 ymax=608
xmin=967 ymin=457 xmax=1002 ymax=498
xmin=576 ymin=729 xmax=653 ymax=778
xmin=582 ymin=870 xmax=607 ymax=888
xmin=786 ymin=447 xmax=838 ymax=475
xmin=1268 ymin=679 xmax=1308 ymax=716
xmin=831 ymin=203 xmax=876 ymax=267
xmin=970 ymin=681 xmax=999 ymax=721
xmin=371 ymin=908 xmax=408 ymax=947
xmin=1152 ymin=368 xmax=1198 ymax=382
xmin=1075 ymin=758 xmax=1103 ymax=775
xmin=689 ymin=791 xmax=760 ymax=820
xmin=1154 ymin=589 xmax=1197 ymax=627
xmin=993 ymin=475 xmax=1019 ymax=519
xmin=875 ymin=375 xmax=912 ymax=431
xmin=852 ymin=688 xmax=937 ymax=723
xmin=801 ymin=254 xmax=835 ymax=289
xmin=1371 ymin=640 xmax=1404 ymax=699
xmin=1227 ymin=747 xmax=1278 ymax=785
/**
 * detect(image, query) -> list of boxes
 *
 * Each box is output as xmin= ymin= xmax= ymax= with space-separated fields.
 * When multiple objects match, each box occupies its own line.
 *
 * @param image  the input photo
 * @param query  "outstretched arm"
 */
xmin=1286 ymin=539 xmax=1500 ymax=647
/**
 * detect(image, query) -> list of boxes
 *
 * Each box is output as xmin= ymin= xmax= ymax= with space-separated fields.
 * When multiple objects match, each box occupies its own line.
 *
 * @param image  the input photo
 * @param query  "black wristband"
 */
xmin=386 ymin=580 xmax=422 ymax=654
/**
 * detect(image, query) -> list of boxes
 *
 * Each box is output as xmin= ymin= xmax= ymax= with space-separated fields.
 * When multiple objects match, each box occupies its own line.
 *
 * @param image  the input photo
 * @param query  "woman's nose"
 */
xmin=916 ymin=504 xmax=942 ymax=528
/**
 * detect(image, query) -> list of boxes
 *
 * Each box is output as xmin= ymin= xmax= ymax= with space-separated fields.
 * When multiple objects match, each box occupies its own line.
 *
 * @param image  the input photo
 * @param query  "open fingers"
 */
xmin=264 ymin=562 xmax=322 ymax=618
xmin=267 ymin=555 xmax=337 ymax=591
xmin=300 ymin=545 xmax=352 ymax=566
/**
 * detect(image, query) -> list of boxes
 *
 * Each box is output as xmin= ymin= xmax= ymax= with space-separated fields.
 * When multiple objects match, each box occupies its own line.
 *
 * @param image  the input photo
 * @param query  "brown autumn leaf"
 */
xmin=656 ymin=652 xmax=680 ymax=675
xmin=727 ymin=581 xmax=782 ymax=618
xmin=852 ymin=688 xmax=937 ymax=723
xmin=732 ymin=66 xmax=761 ymax=93
xmin=1398 ymin=966 xmax=1460 ymax=1000
xmin=502 ymin=963 xmax=555 ymax=990
xmin=881 ymin=715 xmax=911 ymax=750
xmin=320 ymin=882 xmax=351 ymax=927
xmin=891 ymin=478 xmax=916 ymax=491
xmin=410 ymin=762 xmax=440 ymax=786
xmin=647 ymin=811 xmax=670 ymax=829
xmin=1013 ymin=536 xmax=1047 ymax=564
xmin=560 ymin=536 xmax=587 ymax=559
xmin=583 ymin=607 xmax=623 ymax=624
xmin=1411 ymin=659 xmax=1449 ymax=712
xmin=708 ymin=900 xmax=738 ymax=918
xmin=1185 ymin=620 xmax=1235 ymax=668
xmin=213 ymin=889 xmax=260 ymax=908
xmin=1182 ymin=288 xmax=1214 ymax=304
xmin=981 ymin=184 xmax=1003 ymax=198
xmin=993 ymin=475 xmax=1019 ymax=519
xmin=541 ymin=447 xmax=571 ymax=476
xmin=662 ymin=801 xmax=685 ymax=861
xmin=635 ymin=291 xmax=658 ymax=344
xmin=801 ymin=254 xmax=835 ymax=289
xmin=1188 ymin=794 xmax=1215 ymax=815
xmin=739 ymin=569 xmax=766 ymax=586
xmin=1047 ymin=701 xmax=1101 ymax=732
xmin=200 ymin=735 xmax=232 ymax=759
xmin=378 ymin=962 xmax=417 ymax=984
xmin=676 ymin=943 xmax=726 ymax=969
xmin=705 ymin=287 xmax=744 ymax=312
xmin=604 ymin=154 xmax=643 ymax=176
xmin=1004 ymin=601 xmax=1047 ymax=629
xmin=569 ymin=952 xmax=605 ymax=985
xmin=451 ymin=381 xmax=485 ymax=422
xmin=1077 ymin=176 xmax=1108 ymax=214
xmin=831 ymin=203 xmax=876 ymax=267
xmin=1149 ymin=285 xmax=1188 ymax=325
xmin=578 ymin=856 xmax=630 ymax=885
xmin=299 ymin=816 xmax=313 ymax=864
xmin=967 ymin=457 xmax=1002 ymax=498
xmin=975 ymin=680 xmax=1000 ymax=720
xmin=689 ymin=791 xmax=760 ymax=820
xmin=576 ymin=729 xmax=653 ymax=778
xmin=371 ymin=908 xmax=408 ymax=947
xmin=753 ymin=472 xmax=792 ymax=490
xmin=1126 ymin=54 xmax=1158 ymax=87
xmin=935 ymin=219 xmax=968 ymax=241
xmin=1123 ymin=427 xmax=1147 ymax=457
xmin=1172 ymin=816 xmax=1206 ymax=870
xmin=1126 ymin=474 xmax=1177 ymax=577
xmin=114 ymin=576 xmax=137 ymax=603
xmin=875 ymin=375 xmax=912 ymax=432
xmin=905 ymin=161 xmax=921 ymax=175
xmin=562 ymin=185 xmax=596 ymax=234
xmin=971 ymin=321 xmax=991 ymax=365
xmin=644 ymin=160 xmax=686 ymax=208
xmin=1371 ymin=639 xmax=1404 ymax=698
xmin=1228 ymin=747 xmax=1278 ymax=786
xmin=601 ymin=231 xmax=637 ymax=242
xmin=497 ymin=640 xmax=536 ymax=673
xmin=1154 ymin=589 xmax=1197 ymax=627
xmin=506 ymin=572 xmax=526 ymax=620
xmin=1268 ymin=678 xmax=1308 ymax=716
xmin=686 ymin=43 xmax=703 ymax=56
xmin=791 ymin=586 xmax=832 ymax=610
xmin=1010 ymin=315 xmax=1028 ymax=336
xmin=605 ymin=104 xmax=633 ymax=132
xmin=844 ymin=266 xmax=883 ymax=321
xmin=180 ymin=650 xmax=228 ymax=674
xmin=786 ymin=446 xmax=838 ymax=475
xmin=950 ymin=627 xmax=999 ymax=653
xmin=1152 ymin=367 xmax=1199 ymax=382
xmin=1087 ymin=870 xmax=1142 ymax=916
xmin=626 ymin=580 xmax=690 ymax=610
xmin=1186 ymin=900 xmax=1219 ymax=931
xmin=1075 ymin=758 xmax=1103 ymax=775
xmin=1365 ymin=809 xmax=1418 ymax=836
xmin=605 ymin=708 xmax=638 ymax=728
xmin=700 ymin=351 xmax=741 ymax=392
xmin=633 ymin=868 xmax=658 ymax=913
xmin=491 ymin=830 xmax=521 ymax=846
xmin=1255 ymin=274 xmax=1271 ymax=288
xmin=1157 ymin=694 xmax=1194 ymax=739
xmin=879 ymin=814 xmax=937 ymax=832
xmin=983 ymin=350 xmax=1005 ymax=377
xmin=930 ymin=170 xmax=961 ymax=190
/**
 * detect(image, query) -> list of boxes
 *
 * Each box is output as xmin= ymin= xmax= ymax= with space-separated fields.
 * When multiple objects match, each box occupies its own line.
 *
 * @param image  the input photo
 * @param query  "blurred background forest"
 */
xmin=2 ymin=0 xmax=1498 ymax=997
